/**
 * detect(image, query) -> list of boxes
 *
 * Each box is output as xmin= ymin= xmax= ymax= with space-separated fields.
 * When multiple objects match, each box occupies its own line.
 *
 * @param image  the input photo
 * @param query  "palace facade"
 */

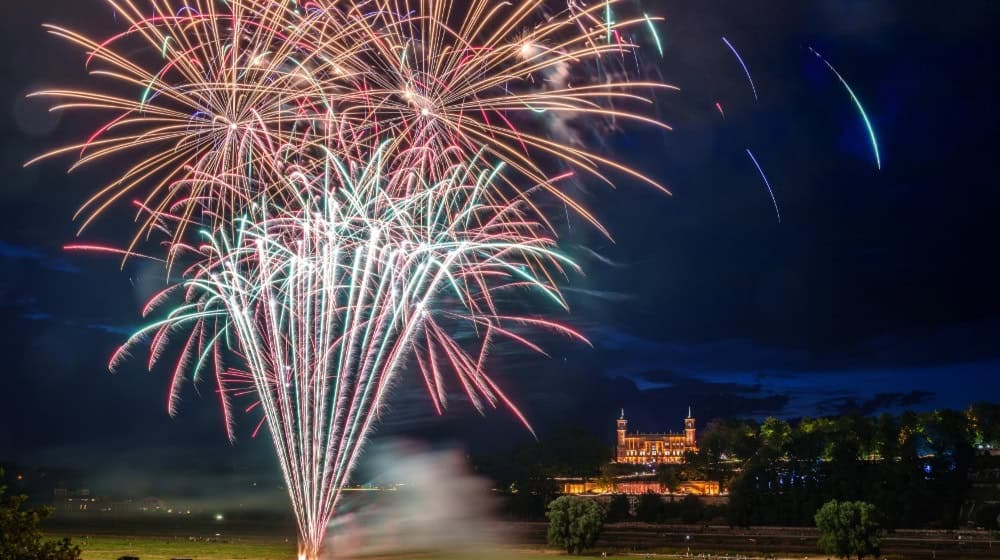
xmin=615 ymin=408 xmax=697 ymax=464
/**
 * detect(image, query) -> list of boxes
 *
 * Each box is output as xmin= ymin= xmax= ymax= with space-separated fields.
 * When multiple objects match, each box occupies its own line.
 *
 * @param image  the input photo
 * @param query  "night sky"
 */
xmin=1 ymin=1 xmax=999 ymax=498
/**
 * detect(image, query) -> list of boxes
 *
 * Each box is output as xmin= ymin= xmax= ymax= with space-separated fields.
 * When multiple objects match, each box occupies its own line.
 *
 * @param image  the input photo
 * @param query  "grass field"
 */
xmin=51 ymin=529 xmax=997 ymax=559
xmin=65 ymin=536 xmax=578 ymax=560
xmin=48 ymin=533 xmax=956 ymax=560
xmin=66 ymin=535 xmax=296 ymax=560
xmin=54 ymin=535 xmax=743 ymax=560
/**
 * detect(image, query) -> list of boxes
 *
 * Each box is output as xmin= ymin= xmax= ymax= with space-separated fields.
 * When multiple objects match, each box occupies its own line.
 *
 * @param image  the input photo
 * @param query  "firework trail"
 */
xmin=809 ymin=46 xmax=881 ymax=170
xmin=745 ymin=148 xmax=781 ymax=223
xmin=27 ymin=0 xmax=330 ymax=253
xmin=644 ymin=14 xmax=664 ymax=57
xmin=34 ymin=1 xmax=667 ymax=557
xmin=114 ymin=144 xmax=583 ymax=556
xmin=722 ymin=36 xmax=758 ymax=102
xmin=33 ymin=0 xmax=676 ymax=241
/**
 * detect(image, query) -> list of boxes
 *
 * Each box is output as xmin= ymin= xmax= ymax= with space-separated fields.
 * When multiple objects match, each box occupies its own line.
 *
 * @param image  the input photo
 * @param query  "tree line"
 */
xmin=547 ymin=495 xmax=889 ymax=559
xmin=700 ymin=404 xmax=999 ymax=528
xmin=474 ymin=403 xmax=1000 ymax=528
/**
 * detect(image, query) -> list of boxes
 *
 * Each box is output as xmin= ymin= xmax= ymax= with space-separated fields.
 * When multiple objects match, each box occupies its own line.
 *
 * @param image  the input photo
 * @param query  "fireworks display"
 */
xmin=722 ymin=36 xmax=758 ymax=103
xmin=31 ymin=0 xmax=891 ymax=556
xmin=745 ymin=148 xmax=781 ymax=224
xmin=809 ymin=46 xmax=882 ymax=171
xmin=36 ymin=1 xmax=669 ymax=557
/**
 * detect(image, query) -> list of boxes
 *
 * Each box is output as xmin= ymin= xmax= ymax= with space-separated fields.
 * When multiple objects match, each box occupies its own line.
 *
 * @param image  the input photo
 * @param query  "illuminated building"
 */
xmin=615 ymin=408 xmax=697 ymax=465
xmin=559 ymin=479 xmax=720 ymax=496
xmin=557 ymin=408 xmax=720 ymax=497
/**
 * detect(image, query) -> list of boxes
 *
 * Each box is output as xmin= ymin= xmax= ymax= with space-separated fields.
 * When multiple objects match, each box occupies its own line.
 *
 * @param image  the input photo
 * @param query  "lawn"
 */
xmin=67 ymin=535 xmax=296 ymax=560
xmin=55 ymin=534 xmax=920 ymax=560
xmin=64 ymin=536 xmax=578 ymax=560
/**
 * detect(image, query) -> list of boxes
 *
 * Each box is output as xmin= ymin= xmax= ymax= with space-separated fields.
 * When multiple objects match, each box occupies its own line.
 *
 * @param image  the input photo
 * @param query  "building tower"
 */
xmin=685 ymin=406 xmax=696 ymax=446
xmin=616 ymin=409 xmax=627 ymax=448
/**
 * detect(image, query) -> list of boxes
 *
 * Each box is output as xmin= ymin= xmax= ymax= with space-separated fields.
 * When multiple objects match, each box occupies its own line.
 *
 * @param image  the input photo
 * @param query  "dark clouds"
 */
xmin=0 ymin=241 xmax=78 ymax=273
xmin=817 ymin=390 xmax=935 ymax=417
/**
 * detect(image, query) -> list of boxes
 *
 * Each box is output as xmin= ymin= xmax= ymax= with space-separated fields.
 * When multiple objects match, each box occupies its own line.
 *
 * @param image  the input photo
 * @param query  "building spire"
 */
xmin=620 ymin=408 xmax=625 ymax=420
xmin=687 ymin=406 xmax=692 ymax=419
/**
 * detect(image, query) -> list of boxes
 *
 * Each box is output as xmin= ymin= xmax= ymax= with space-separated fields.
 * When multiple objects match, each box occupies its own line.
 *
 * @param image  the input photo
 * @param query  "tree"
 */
xmin=605 ymin=494 xmax=630 ymax=523
xmin=546 ymin=496 xmax=604 ymax=554
xmin=656 ymin=464 xmax=680 ymax=493
xmin=680 ymin=450 xmax=708 ymax=481
xmin=0 ymin=470 xmax=81 ymax=560
xmin=760 ymin=417 xmax=792 ymax=455
xmin=697 ymin=418 xmax=758 ymax=491
xmin=814 ymin=500 xmax=884 ymax=560
xmin=597 ymin=463 xmax=618 ymax=493
xmin=922 ymin=409 xmax=975 ymax=529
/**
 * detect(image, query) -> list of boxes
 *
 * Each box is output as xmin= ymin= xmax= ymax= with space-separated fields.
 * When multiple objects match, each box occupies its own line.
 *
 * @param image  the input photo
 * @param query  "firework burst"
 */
xmin=35 ymin=1 xmax=668 ymax=557
xmin=115 ymin=143 xmax=583 ymax=557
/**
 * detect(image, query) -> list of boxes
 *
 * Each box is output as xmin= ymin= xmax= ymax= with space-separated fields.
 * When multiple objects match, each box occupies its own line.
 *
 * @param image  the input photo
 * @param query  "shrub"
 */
xmin=0 ymin=469 xmax=81 ymax=560
xmin=814 ymin=499 xmax=884 ymax=560
xmin=546 ymin=496 xmax=604 ymax=554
